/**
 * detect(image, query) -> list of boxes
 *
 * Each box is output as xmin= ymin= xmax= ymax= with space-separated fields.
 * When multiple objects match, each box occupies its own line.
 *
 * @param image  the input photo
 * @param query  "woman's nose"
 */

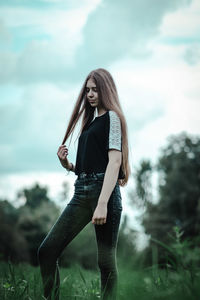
xmin=88 ymin=90 xmax=93 ymax=97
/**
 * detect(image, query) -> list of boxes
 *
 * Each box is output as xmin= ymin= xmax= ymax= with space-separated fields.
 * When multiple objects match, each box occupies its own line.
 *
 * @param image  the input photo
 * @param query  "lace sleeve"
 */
xmin=108 ymin=111 xmax=122 ymax=151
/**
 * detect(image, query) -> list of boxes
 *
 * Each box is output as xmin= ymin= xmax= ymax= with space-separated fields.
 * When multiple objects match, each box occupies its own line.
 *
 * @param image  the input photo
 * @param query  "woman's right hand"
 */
xmin=57 ymin=145 xmax=70 ymax=169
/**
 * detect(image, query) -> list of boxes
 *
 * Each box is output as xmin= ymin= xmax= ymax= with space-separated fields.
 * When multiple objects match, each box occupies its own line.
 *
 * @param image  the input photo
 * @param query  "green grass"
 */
xmin=0 ymin=259 xmax=199 ymax=300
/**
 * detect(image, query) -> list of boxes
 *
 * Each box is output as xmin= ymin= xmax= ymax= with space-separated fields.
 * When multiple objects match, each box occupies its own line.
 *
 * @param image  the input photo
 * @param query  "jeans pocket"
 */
xmin=96 ymin=179 xmax=104 ymax=186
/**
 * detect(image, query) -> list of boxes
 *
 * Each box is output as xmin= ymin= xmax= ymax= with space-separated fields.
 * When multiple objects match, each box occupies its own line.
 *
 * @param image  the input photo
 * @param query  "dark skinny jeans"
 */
xmin=37 ymin=172 xmax=123 ymax=300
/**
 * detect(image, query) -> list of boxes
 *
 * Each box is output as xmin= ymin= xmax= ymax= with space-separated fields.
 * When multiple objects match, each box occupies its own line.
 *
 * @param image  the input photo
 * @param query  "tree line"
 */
xmin=0 ymin=131 xmax=200 ymax=269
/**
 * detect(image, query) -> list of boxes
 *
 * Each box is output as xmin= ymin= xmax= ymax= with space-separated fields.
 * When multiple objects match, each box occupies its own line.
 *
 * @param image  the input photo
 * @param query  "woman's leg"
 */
xmin=37 ymin=202 xmax=92 ymax=300
xmin=94 ymin=186 xmax=122 ymax=300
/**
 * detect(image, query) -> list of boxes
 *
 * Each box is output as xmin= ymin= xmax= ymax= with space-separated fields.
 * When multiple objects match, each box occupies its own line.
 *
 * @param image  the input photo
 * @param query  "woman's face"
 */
xmin=86 ymin=78 xmax=100 ymax=108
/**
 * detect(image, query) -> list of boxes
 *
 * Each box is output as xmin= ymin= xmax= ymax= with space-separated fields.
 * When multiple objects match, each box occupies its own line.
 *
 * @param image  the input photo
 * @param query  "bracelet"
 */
xmin=67 ymin=162 xmax=74 ymax=172
xmin=69 ymin=162 xmax=74 ymax=171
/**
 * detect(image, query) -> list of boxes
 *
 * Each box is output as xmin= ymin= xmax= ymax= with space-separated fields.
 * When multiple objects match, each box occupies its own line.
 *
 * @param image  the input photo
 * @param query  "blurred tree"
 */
xmin=0 ymin=199 xmax=29 ymax=263
xmin=132 ymin=159 xmax=153 ymax=207
xmin=117 ymin=215 xmax=139 ymax=268
xmin=0 ymin=181 xmax=143 ymax=269
xmin=17 ymin=182 xmax=50 ymax=209
xmin=59 ymin=181 xmax=70 ymax=202
xmin=17 ymin=183 xmax=60 ymax=265
xmin=133 ymin=132 xmax=200 ymax=265
xmin=156 ymin=132 xmax=200 ymax=238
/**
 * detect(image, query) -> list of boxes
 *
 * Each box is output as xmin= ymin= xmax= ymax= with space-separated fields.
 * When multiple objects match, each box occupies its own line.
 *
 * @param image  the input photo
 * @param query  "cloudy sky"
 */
xmin=0 ymin=0 xmax=200 ymax=247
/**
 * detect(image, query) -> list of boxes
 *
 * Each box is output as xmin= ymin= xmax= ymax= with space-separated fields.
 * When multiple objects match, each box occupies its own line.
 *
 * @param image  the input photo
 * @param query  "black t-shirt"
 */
xmin=74 ymin=110 xmax=125 ymax=179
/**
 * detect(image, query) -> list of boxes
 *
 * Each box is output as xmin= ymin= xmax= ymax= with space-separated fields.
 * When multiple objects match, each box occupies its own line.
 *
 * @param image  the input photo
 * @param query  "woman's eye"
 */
xmin=86 ymin=88 xmax=97 ymax=93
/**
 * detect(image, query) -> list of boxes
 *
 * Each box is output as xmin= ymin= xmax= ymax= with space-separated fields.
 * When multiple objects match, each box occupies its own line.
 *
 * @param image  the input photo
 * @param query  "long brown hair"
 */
xmin=61 ymin=68 xmax=131 ymax=186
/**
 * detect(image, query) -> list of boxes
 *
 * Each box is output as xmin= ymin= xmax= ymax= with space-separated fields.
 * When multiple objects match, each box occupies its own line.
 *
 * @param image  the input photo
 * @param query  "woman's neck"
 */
xmin=96 ymin=107 xmax=107 ymax=117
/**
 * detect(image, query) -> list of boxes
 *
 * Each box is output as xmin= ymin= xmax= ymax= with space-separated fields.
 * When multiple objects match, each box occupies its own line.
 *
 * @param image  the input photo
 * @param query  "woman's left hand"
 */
xmin=92 ymin=203 xmax=107 ymax=225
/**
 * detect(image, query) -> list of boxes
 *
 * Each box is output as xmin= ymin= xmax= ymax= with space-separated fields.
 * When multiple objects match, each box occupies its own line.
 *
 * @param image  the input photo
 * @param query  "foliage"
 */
xmin=135 ymin=159 xmax=153 ymax=206
xmin=133 ymin=131 xmax=200 ymax=266
xmin=1 ymin=130 xmax=200 ymax=279
xmin=0 ymin=230 xmax=200 ymax=300
xmin=0 ymin=200 xmax=29 ymax=263
xmin=17 ymin=183 xmax=50 ymax=209
xmin=156 ymin=132 xmax=200 ymax=238
xmin=0 ymin=183 xmax=60 ymax=266
xmin=0 ymin=182 xmax=137 ymax=270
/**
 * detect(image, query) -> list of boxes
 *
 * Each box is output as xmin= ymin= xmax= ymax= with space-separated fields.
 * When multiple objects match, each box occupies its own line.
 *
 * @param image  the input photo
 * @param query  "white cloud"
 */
xmin=0 ymin=82 xmax=82 ymax=173
xmin=110 ymin=40 xmax=200 ymax=168
xmin=0 ymin=1 xmax=101 ymax=83
xmin=75 ymin=0 xmax=192 ymax=67
xmin=160 ymin=0 xmax=200 ymax=38
xmin=0 ymin=171 xmax=76 ymax=208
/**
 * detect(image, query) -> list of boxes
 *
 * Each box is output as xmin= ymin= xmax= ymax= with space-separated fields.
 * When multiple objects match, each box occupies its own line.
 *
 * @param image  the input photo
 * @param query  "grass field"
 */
xmin=0 ymin=258 xmax=200 ymax=300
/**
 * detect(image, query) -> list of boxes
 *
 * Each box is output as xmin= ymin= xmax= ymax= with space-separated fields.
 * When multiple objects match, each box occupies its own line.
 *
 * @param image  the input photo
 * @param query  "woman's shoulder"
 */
xmin=108 ymin=110 xmax=121 ymax=121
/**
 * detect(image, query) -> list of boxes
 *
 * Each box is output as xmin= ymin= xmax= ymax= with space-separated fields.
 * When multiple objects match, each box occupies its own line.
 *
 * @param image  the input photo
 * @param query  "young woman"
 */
xmin=37 ymin=68 xmax=131 ymax=300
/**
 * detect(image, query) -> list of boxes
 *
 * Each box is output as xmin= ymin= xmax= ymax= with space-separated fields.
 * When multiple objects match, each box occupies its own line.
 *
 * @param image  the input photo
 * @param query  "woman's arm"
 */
xmin=67 ymin=162 xmax=75 ymax=173
xmin=91 ymin=149 xmax=121 ymax=225
xmin=57 ymin=145 xmax=75 ymax=173
xmin=97 ymin=149 xmax=122 ymax=206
